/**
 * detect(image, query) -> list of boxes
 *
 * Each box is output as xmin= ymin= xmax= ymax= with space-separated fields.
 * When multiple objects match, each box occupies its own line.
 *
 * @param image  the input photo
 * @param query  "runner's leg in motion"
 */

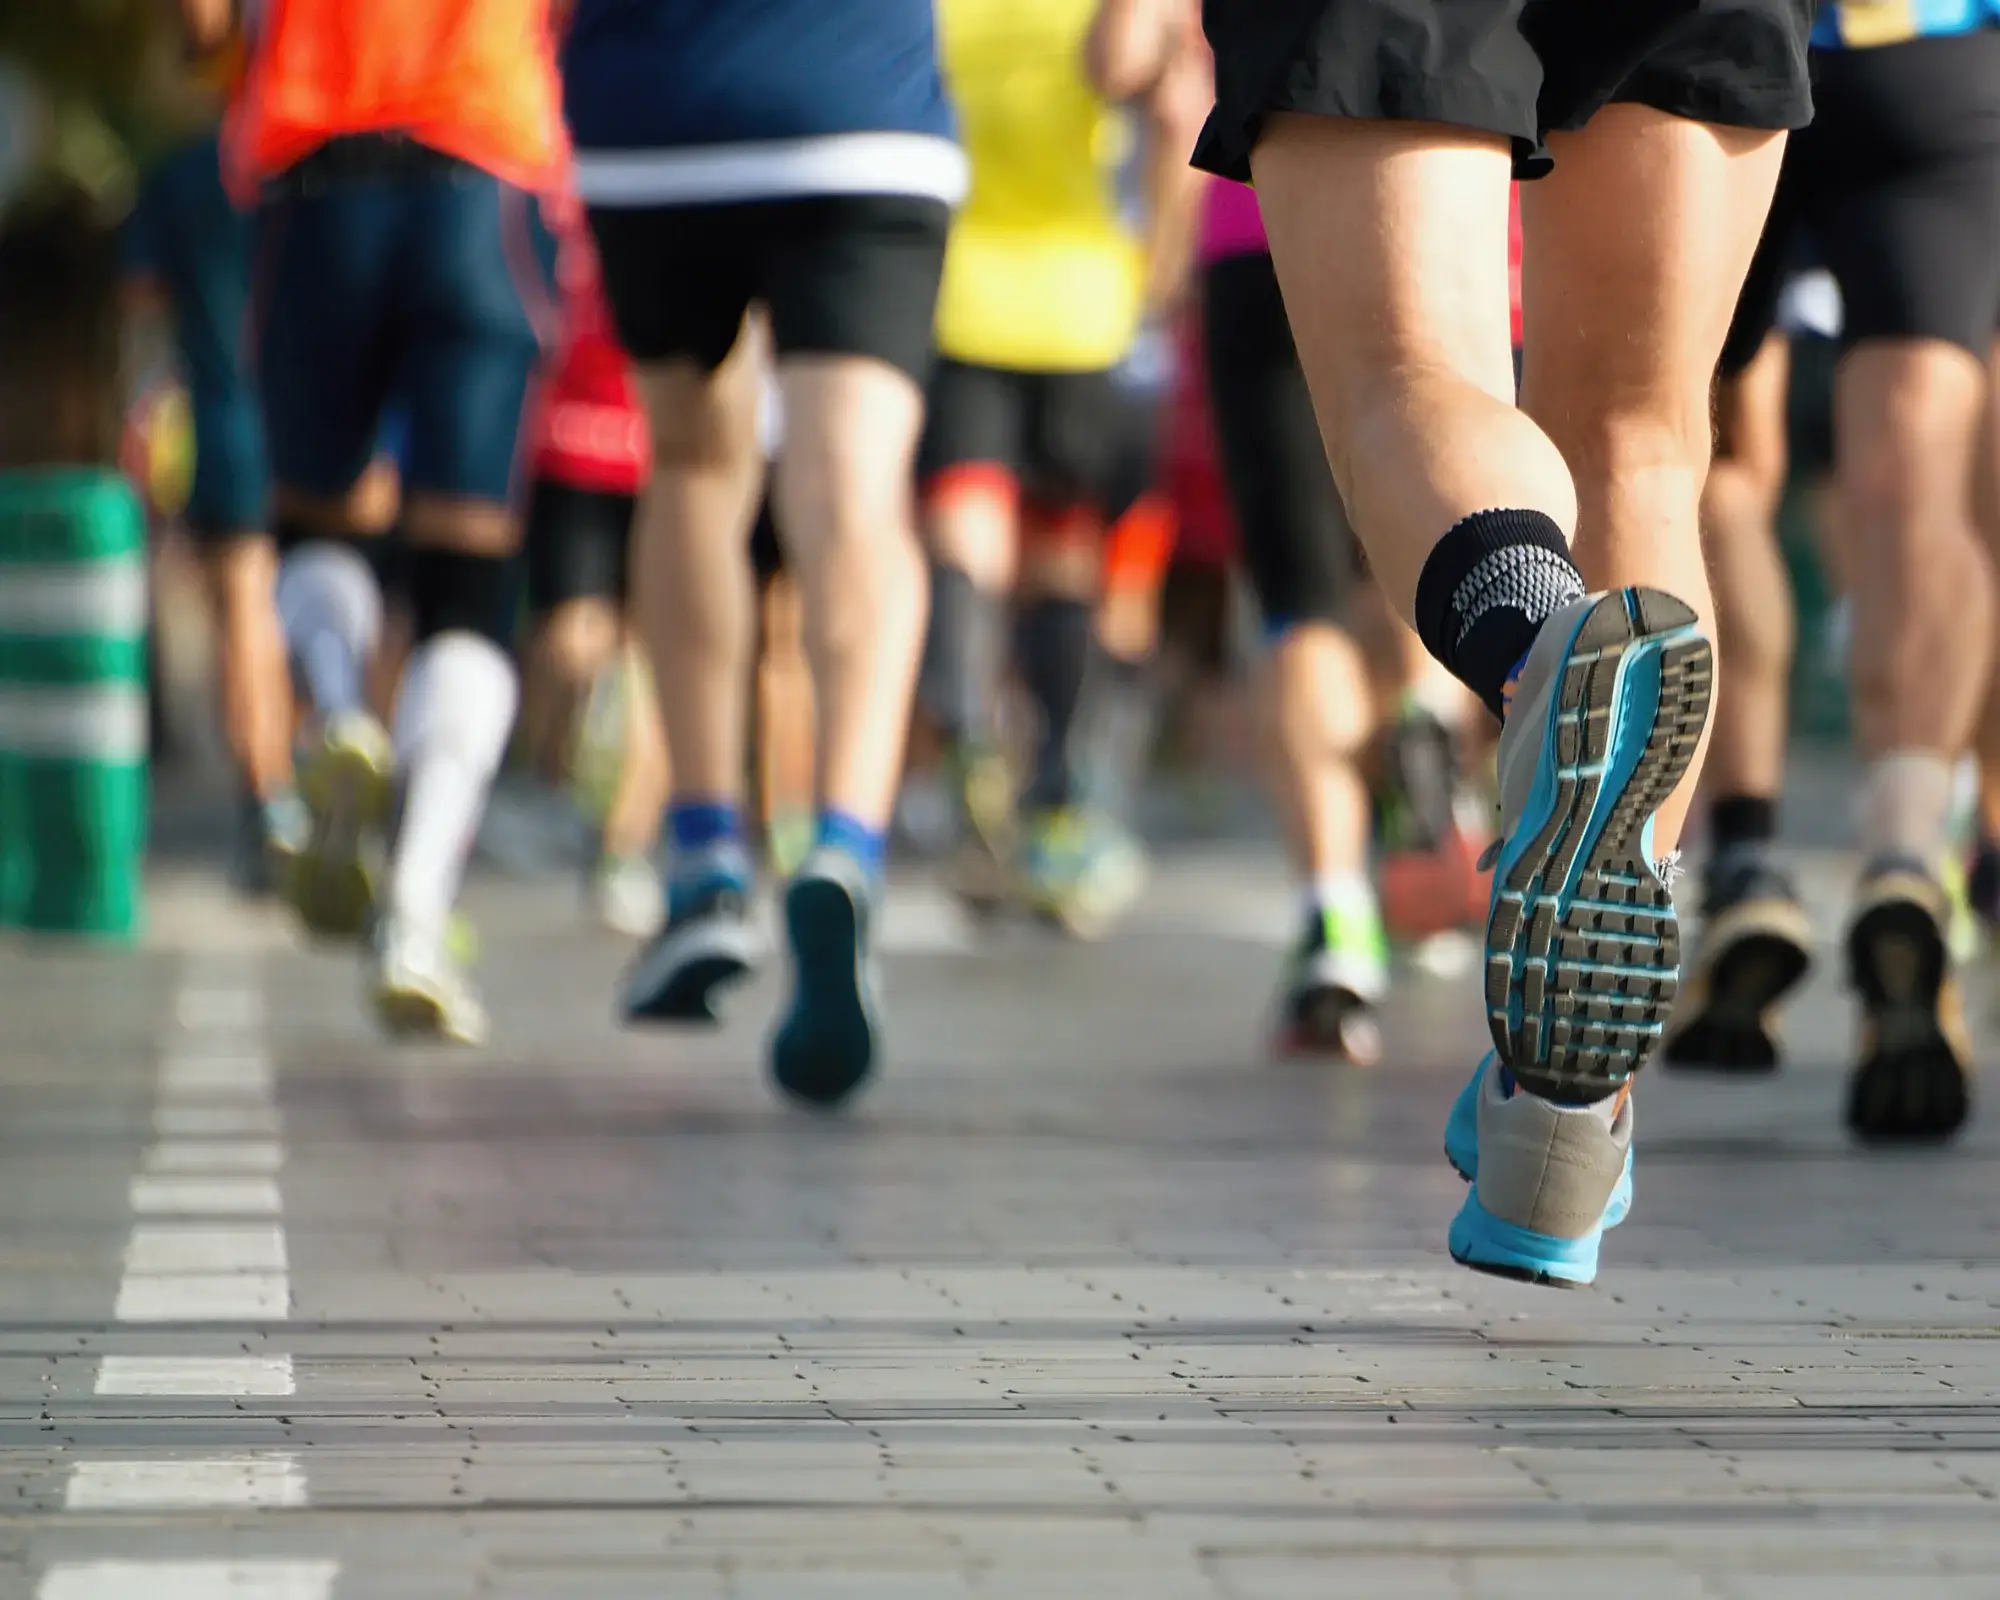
xmin=768 ymin=349 xmax=931 ymax=1103
xmin=1229 ymin=19 xmax=1794 ymax=1280
xmin=618 ymin=325 xmax=767 ymax=1024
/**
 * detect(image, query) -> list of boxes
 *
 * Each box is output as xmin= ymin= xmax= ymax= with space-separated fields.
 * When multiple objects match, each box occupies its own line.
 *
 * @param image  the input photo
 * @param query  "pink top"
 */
xmin=1200 ymin=178 xmax=1267 ymax=263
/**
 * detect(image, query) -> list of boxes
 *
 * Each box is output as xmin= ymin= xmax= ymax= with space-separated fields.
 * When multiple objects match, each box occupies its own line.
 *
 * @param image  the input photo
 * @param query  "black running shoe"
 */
xmin=1847 ymin=857 xmax=1970 ymax=1144
xmin=1662 ymin=845 xmax=1812 ymax=1074
xmin=621 ymin=877 xmax=758 ymax=1026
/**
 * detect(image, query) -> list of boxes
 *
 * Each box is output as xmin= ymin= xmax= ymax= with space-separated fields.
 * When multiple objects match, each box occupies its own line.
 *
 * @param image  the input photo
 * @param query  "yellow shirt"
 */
xmin=933 ymin=0 xmax=1146 ymax=372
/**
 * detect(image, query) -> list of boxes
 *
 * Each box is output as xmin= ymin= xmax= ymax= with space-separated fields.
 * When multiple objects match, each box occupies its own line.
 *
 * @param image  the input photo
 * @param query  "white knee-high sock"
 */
xmin=390 ymin=631 xmax=519 ymax=934
xmin=1860 ymin=750 xmax=1956 ymax=869
xmin=276 ymin=541 xmax=383 ymax=720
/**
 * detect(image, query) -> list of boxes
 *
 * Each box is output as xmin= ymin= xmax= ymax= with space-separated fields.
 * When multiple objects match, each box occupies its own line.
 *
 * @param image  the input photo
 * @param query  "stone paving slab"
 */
xmin=9 ymin=849 xmax=2000 ymax=1593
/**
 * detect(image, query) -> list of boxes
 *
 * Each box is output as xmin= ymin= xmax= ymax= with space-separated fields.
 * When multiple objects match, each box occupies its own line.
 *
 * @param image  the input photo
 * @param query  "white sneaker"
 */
xmin=370 ymin=915 xmax=488 ymax=1046
xmin=592 ymin=853 xmax=664 ymax=939
xmin=291 ymin=711 xmax=395 ymax=940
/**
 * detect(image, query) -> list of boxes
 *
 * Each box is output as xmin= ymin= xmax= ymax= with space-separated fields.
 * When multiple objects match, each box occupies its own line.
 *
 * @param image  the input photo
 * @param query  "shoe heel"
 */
xmin=1448 ymin=1187 xmax=1604 ymax=1289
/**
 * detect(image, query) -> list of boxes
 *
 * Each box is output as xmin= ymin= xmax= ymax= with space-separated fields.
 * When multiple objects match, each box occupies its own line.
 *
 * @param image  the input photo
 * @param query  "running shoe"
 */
xmin=1453 ymin=588 xmax=1711 ymax=1288
xmin=1445 ymin=1052 xmax=1634 ymax=1288
xmin=1968 ymin=836 xmax=2000 ymax=932
xmin=621 ymin=875 xmax=758 ymax=1025
xmin=1846 ymin=857 xmax=1971 ymax=1143
xmin=370 ymin=914 xmax=488 ymax=1046
xmin=1377 ymin=701 xmax=1459 ymax=855
xmin=290 ymin=711 xmax=395 ymax=940
xmin=1939 ymin=848 xmax=1981 ymax=966
xmin=771 ymin=848 xmax=881 ymax=1108
xmin=1275 ymin=898 xmax=1389 ymax=1064
xmin=1661 ymin=844 xmax=1812 ymax=1074
xmin=942 ymin=740 xmax=1018 ymax=918
xmin=1020 ymin=807 xmax=1148 ymax=940
xmin=231 ymin=788 xmax=309 ymax=900
xmin=591 ymin=850 xmax=664 ymax=939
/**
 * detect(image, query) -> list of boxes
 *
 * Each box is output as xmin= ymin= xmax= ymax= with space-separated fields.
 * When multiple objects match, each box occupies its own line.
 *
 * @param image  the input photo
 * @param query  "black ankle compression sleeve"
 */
xmin=1412 ymin=508 xmax=1585 ymax=721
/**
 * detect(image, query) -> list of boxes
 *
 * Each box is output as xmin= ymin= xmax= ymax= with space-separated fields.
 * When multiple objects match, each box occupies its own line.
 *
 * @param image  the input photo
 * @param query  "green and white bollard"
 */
xmin=0 ymin=469 xmax=148 ymax=941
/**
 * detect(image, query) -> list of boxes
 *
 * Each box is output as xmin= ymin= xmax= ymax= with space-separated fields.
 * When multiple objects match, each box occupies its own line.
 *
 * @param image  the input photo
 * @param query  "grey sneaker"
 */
xmin=1485 ymin=588 xmax=1713 ymax=1102
xmin=1445 ymin=1053 xmax=1634 ymax=1287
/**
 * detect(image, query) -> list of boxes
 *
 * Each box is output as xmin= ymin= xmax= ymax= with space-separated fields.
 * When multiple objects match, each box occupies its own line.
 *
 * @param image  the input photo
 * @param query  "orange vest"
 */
xmin=227 ymin=0 xmax=567 ymax=195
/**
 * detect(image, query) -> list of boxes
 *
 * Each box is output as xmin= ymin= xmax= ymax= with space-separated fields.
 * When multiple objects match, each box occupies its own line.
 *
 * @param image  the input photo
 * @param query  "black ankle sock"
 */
xmin=1412 ymin=508 xmax=1586 ymax=721
xmin=1709 ymin=794 xmax=1777 ymax=854
xmin=1016 ymin=595 xmax=1094 ymax=809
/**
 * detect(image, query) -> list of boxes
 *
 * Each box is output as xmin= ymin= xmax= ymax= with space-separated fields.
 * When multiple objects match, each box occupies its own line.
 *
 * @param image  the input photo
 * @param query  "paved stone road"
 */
xmin=8 ymin=845 xmax=2000 ymax=1598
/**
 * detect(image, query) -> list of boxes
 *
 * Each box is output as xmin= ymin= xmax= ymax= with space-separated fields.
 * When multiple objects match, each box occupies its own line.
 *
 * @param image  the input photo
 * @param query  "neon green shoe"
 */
xmin=1019 ymin=807 xmax=1148 ymax=940
xmin=290 ymin=711 xmax=395 ymax=940
xmin=1275 ymin=897 xmax=1389 ymax=1063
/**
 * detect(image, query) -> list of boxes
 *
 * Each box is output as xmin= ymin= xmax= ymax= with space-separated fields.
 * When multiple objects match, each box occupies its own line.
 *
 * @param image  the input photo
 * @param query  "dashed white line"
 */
xmin=147 ymin=1141 xmax=286 ymax=1173
xmin=129 ymin=1175 xmax=284 ymax=1216
xmin=95 ymin=1355 xmax=295 ymax=1397
xmin=41 ymin=1560 xmax=336 ymax=1600
xmin=64 ymin=1456 xmax=308 ymax=1511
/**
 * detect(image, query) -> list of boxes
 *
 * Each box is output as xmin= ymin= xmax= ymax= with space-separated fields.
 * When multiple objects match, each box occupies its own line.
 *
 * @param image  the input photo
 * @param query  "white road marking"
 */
xmin=40 ymin=1560 xmax=336 ymax=1600
xmin=128 ymin=1176 xmax=283 ymax=1215
xmin=95 ymin=1355 xmax=295 ymax=1396
xmin=155 ymin=1103 xmax=281 ymax=1137
xmin=123 ymin=1225 xmax=288 ymax=1273
xmin=146 ymin=1141 xmax=286 ymax=1173
xmin=113 ymin=1273 xmax=290 ymax=1322
xmin=63 ymin=1456 xmax=307 ymax=1510
xmin=158 ymin=1054 xmax=274 ymax=1098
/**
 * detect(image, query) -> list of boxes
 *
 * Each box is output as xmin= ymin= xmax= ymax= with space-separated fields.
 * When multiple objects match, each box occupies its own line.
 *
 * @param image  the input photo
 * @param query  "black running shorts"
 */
xmin=523 ymin=481 xmax=635 ymax=616
xmin=1721 ymin=29 xmax=2000 ymax=374
xmin=1195 ymin=0 xmax=1814 ymax=182
xmin=1200 ymin=251 xmax=1360 ymax=632
xmin=586 ymin=194 xmax=950 ymax=383
xmin=918 ymin=359 xmax=1157 ymax=523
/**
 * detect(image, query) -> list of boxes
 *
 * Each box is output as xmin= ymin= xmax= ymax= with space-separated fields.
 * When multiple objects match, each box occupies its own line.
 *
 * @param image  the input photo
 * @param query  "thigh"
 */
xmin=251 ymin=191 xmax=393 ymax=499
xmin=759 ymin=195 xmax=951 ymax=384
xmin=918 ymin=359 xmax=1029 ymax=487
xmin=587 ymin=204 xmax=756 ymax=373
xmin=1522 ymin=103 xmax=1786 ymax=446
xmin=1200 ymin=253 xmax=1358 ymax=629
xmin=396 ymin=172 xmax=556 ymax=504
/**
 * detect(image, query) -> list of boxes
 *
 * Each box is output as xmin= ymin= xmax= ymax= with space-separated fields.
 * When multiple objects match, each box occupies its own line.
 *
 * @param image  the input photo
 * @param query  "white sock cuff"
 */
xmin=1860 ymin=749 xmax=1957 ymax=866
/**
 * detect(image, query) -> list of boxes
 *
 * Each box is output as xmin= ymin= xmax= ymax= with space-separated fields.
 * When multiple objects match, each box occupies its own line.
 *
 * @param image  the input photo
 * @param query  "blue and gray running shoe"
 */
xmin=1446 ymin=1053 xmax=1634 ymax=1287
xmin=771 ymin=848 xmax=882 ymax=1109
xmin=1451 ymin=587 xmax=1711 ymax=1286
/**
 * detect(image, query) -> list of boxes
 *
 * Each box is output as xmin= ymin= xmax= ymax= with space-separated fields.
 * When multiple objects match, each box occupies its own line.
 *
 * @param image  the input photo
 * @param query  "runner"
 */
xmin=208 ymin=0 xmax=566 ymax=1043
xmin=564 ymin=0 xmax=964 ymax=1106
xmin=1196 ymin=0 xmax=1809 ymax=1282
xmin=913 ymin=0 xmax=1204 ymax=937
xmin=519 ymin=192 xmax=667 ymax=938
xmin=119 ymin=67 xmax=305 ymax=898
xmin=1667 ymin=5 xmax=2000 ymax=1142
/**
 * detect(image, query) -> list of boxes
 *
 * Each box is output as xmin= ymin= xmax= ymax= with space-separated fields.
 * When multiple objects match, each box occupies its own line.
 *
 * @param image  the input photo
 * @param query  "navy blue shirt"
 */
xmin=120 ymin=131 xmax=255 ymax=407
xmin=564 ymin=0 xmax=952 ymax=149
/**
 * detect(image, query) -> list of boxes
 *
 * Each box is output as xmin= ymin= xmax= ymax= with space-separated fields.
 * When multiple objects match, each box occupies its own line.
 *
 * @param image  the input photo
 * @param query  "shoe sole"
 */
xmin=771 ymin=877 xmax=876 ymax=1108
xmin=374 ymin=983 xmax=483 ymax=1047
xmin=1485 ymin=588 xmax=1712 ymax=1102
xmin=294 ymin=736 xmax=393 ymax=941
xmin=1276 ymin=985 xmax=1381 ymax=1066
xmin=1847 ymin=886 xmax=1969 ymax=1144
xmin=622 ymin=924 xmax=755 ymax=1027
xmin=1661 ymin=898 xmax=1813 ymax=1074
